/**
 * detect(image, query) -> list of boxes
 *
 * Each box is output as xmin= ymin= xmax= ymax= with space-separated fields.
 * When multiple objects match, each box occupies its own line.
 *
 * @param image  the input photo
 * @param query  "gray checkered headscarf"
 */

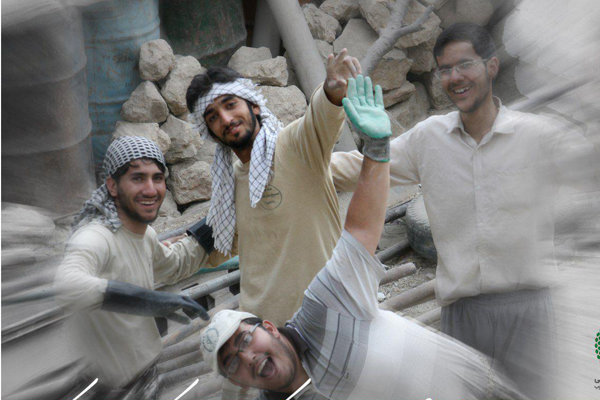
xmin=191 ymin=78 xmax=282 ymax=255
xmin=72 ymin=136 xmax=166 ymax=233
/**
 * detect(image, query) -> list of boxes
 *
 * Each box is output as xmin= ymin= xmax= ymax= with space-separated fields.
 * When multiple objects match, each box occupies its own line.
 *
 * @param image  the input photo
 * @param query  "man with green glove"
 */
xmin=54 ymin=136 xmax=214 ymax=399
xmin=197 ymin=76 xmax=524 ymax=400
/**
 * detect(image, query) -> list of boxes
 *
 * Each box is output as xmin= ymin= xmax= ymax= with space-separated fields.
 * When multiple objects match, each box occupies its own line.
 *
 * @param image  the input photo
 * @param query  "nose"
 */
xmin=218 ymin=108 xmax=234 ymax=126
xmin=238 ymin=349 xmax=255 ymax=365
xmin=141 ymin=178 xmax=158 ymax=196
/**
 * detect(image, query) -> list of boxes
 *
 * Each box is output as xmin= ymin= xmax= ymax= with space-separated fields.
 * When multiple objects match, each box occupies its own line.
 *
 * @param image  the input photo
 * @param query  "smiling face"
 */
xmin=106 ymin=159 xmax=166 ymax=234
xmin=218 ymin=321 xmax=301 ymax=392
xmin=203 ymin=94 xmax=261 ymax=150
xmin=436 ymin=41 xmax=498 ymax=114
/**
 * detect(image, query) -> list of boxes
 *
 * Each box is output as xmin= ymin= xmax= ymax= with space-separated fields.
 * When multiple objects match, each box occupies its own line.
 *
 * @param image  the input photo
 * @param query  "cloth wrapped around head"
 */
xmin=190 ymin=78 xmax=283 ymax=255
xmin=71 ymin=136 xmax=166 ymax=233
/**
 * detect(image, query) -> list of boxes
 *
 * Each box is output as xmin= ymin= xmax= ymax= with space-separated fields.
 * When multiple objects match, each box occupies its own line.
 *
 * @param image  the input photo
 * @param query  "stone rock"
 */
xmin=437 ymin=0 xmax=494 ymax=28
xmin=413 ymin=81 xmax=431 ymax=115
xmin=358 ymin=0 xmax=392 ymax=33
xmin=382 ymin=80 xmax=416 ymax=108
xmin=193 ymin=137 xmax=217 ymax=164
xmin=158 ymin=190 xmax=181 ymax=218
xmin=112 ymin=121 xmax=171 ymax=154
xmin=320 ymin=0 xmax=360 ymax=24
xmin=121 ymin=81 xmax=169 ymax=123
xmin=238 ymin=56 xmax=288 ymax=87
xmin=407 ymin=37 xmax=437 ymax=74
xmin=372 ymin=48 xmax=412 ymax=91
xmin=387 ymin=92 xmax=429 ymax=131
xmin=182 ymin=201 xmax=211 ymax=217
xmin=377 ymin=292 xmax=386 ymax=302
xmin=388 ymin=111 xmax=406 ymax=138
xmin=333 ymin=18 xmax=378 ymax=59
xmin=168 ymin=160 xmax=212 ymax=205
xmin=258 ymin=85 xmax=307 ymax=126
xmin=161 ymin=115 xmax=198 ymax=164
xmin=161 ymin=56 xmax=206 ymax=116
xmin=314 ymin=39 xmax=334 ymax=66
xmin=303 ymin=3 xmax=342 ymax=43
xmin=139 ymin=39 xmax=175 ymax=81
xmin=395 ymin=1 xmax=441 ymax=48
xmin=228 ymin=46 xmax=272 ymax=73
xmin=423 ymin=71 xmax=453 ymax=110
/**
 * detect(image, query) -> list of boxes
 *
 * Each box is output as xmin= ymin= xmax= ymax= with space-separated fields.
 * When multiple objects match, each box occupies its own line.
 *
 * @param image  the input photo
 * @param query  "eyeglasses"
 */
xmin=223 ymin=323 xmax=261 ymax=377
xmin=434 ymin=59 xmax=489 ymax=80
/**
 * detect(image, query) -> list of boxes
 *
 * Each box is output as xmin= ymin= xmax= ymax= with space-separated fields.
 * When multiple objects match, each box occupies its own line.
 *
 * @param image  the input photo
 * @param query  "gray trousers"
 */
xmin=441 ymin=288 xmax=555 ymax=400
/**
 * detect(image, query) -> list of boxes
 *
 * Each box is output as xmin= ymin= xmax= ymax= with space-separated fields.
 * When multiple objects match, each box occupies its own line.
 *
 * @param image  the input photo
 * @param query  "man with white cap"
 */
xmin=55 ymin=136 xmax=214 ymax=399
xmin=199 ymin=76 xmax=525 ymax=400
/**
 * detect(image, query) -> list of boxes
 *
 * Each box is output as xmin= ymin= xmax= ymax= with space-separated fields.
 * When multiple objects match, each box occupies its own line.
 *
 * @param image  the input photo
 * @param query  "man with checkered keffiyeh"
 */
xmin=54 ymin=136 xmax=215 ymax=399
xmin=186 ymin=49 xmax=361 ymax=333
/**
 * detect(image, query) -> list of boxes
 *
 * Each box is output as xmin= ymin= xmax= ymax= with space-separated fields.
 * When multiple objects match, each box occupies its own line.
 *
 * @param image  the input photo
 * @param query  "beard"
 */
xmin=116 ymin=187 xmax=161 ymax=225
xmin=211 ymin=102 xmax=260 ymax=150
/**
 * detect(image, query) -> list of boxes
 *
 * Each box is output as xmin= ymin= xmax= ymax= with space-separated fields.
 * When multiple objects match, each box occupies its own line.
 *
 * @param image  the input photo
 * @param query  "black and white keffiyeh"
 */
xmin=71 ymin=136 xmax=166 ymax=233
xmin=191 ymin=78 xmax=282 ymax=255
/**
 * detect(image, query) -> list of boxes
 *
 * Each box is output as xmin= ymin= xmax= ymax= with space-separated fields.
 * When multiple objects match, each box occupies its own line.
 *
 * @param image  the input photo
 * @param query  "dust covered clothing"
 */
xmin=234 ymin=84 xmax=344 ymax=325
xmin=260 ymin=230 xmax=523 ymax=400
xmin=55 ymin=222 xmax=209 ymax=388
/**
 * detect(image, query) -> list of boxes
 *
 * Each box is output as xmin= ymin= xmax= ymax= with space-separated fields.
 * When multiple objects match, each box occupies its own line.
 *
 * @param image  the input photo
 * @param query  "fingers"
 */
xmin=166 ymin=311 xmax=191 ymax=325
xmin=182 ymin=297 xmax=210 ymax=320
xmin=365 ymin=76 xmax=374 ymax=106
xmin=356 ymin=75 xmax=365 ymax=105
xmin=375 ymin=84 xmax=384 ymax=108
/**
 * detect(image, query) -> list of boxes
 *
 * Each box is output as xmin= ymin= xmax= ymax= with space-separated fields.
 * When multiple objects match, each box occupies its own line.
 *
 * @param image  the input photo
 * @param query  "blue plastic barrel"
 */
xmin=82 ymin=0 xmax=160 ymax=172
xmin=2 ymin=4 xmax=95 ymax=214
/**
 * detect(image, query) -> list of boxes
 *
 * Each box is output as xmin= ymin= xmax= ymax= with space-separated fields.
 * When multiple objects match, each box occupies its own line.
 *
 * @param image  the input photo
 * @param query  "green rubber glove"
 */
xmin=342 ymin=75 xmax=392 ymax=162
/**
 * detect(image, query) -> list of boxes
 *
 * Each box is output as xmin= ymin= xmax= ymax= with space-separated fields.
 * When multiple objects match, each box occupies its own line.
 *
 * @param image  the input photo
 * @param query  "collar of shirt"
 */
xmin=447 ymin=97 xmax=516 ymax=146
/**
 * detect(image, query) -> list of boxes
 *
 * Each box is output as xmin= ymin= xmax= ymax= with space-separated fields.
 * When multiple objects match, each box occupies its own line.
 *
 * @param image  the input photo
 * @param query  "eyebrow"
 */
xmin=203 ymin=95 xmax=237 ymax=118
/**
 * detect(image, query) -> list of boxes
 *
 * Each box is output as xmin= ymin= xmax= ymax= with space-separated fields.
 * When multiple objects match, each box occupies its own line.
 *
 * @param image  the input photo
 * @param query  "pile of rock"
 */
xmin=302 ymin=0 xmax=496 ymax=132
xmin=115 ymin=40 xmax=309 ymax=230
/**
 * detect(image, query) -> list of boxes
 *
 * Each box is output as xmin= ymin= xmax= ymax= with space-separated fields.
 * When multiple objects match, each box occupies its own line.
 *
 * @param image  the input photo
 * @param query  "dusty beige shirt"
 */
xmin=234 ymin=85 xmax=345 ymax=325
xmin=54 ymin=223 xmax=208 ymax=387
xmin=332 ymin=104 xmax=591 ymax=306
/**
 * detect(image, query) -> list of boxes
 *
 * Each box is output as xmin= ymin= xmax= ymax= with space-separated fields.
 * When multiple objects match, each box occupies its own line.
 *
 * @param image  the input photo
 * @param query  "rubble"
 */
xmin=161 ymin=56 xmax=206 ymax=116
xmin=227 ymin=46 xmax=272 ymax=71
xmin=259 ymin=85 xmax=307 ymax=126
xmin=320 ymin=0 xmax=360 ymax=24
xmin=161 ymin=115 xmax=199 ymax=164
xmin=302 ymin=3 xmax=342 ymax=43
xmin=237 ymin=56 xmax=289 ymax=86
xmin=167 ymin=160 xmax=212 ymax=205
xmin=121 ymin=81 xmax=169 ymax=123
xmin=139 ymin=39 xmax=175 ymax=82
xmin=112 ymin=121 xmax=171 ymax=154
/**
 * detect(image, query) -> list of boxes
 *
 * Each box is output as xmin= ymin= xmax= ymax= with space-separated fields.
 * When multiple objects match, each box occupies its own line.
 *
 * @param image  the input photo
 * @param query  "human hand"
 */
xmin=342 ymin=75 xmax=391 ymax=162
xmin=324 ymin=48 xmax=362 ymax=106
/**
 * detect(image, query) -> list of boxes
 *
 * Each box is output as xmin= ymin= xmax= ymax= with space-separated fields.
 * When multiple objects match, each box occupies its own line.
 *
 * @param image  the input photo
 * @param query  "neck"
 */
xmin=460 ymin=96 xmax=498 ymax=144
xmin=233 ymin=145 xmax=253 ymax=164
xmin=117 ymin=211 xmax=148 ymax=235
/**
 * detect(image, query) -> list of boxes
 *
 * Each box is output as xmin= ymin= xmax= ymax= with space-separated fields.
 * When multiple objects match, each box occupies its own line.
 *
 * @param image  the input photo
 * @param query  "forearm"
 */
xmin=344 ymin=157 xmax=390 ymax=255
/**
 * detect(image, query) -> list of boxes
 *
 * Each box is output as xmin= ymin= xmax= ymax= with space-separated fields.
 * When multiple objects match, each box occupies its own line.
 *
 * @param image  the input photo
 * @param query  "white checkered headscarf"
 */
xmin=191 ymin=78 xmax=282 ymax=255
xmin=72 ymin=136 xmax=166 ymax=233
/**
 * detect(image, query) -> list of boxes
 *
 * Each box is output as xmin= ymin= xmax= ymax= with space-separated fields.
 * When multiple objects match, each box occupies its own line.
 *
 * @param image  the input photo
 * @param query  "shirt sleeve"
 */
xmin=331 ymin=128 xmax=422 ymax=193
xmin=151 ymin=229 xmax=211 ymax=285
xmin=284 ymin=83 xmax=346 ymax=172
xmin=305 ymin=230 xmax=386 ymax=320
xmin=54 ymin=228 xmax=109 ymax=311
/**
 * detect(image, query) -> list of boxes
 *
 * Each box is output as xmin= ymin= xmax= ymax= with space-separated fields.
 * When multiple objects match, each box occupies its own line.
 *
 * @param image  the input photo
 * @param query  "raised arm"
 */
xmin=342 ymin=75 xmax=391 ymax=255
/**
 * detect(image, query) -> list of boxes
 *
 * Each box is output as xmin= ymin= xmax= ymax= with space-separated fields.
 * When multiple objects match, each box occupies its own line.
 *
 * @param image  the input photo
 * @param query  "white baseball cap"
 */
xmin=200 ymin=309 xmax=257 ymax=373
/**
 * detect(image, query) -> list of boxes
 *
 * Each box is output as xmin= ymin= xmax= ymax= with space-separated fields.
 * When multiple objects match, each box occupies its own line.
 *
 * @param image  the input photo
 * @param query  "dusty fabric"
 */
xmin=234 ymin=85 xmax=345 ymax=325
xmin=190 ymin=78 xmax=282 ymax=255
xmin=54 ymin=222 xmax=208 ymax=388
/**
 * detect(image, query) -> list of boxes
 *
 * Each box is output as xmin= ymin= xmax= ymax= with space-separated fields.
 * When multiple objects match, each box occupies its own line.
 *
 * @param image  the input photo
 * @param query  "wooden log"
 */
xmin=380 ymin=262 xmax=416 ymax=285
xmin=415 ymin=307 xmax=441 ymax=326
xmin=184 ymin=270 xmax=240 ymax=299
xmin=376 ymin=239 xmax=410 ymax=264
xmin=158 ymin=361 xmax=212 ymax=390
xmin=157 ymin=350 xmax=202 ymax=375
xmin=162 ymin=295 xmax=239 ymax=347
xmin=379 ymin=279 xmax=435 ymax=311
xmin=158 ymin=338 xmax=201 ymax=363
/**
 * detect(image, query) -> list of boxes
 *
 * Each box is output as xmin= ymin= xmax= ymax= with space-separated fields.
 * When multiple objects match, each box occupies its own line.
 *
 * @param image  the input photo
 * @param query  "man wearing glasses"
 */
xmin=329 ymin=22 xmax=587 ymax=398
xmin=199 ymin=75 xmax=524 ymax=400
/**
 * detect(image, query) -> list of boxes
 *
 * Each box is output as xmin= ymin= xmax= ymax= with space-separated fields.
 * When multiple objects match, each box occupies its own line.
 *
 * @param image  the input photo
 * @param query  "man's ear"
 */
xmin=487 ymin=56 xmax=499 ymax=80
xmin=262 ymin=320 xmax=280 ymax=338
xmin=106 ymin=176 xmax=118 ymax=198
xmin=252 ymin=103 xmax=261 ymax=117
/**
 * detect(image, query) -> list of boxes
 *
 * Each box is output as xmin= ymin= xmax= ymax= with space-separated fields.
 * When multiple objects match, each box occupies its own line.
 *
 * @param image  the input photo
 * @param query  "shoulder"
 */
xmin=67 ymin=222 xmax=115 ymax=255
xmin=392 ymin=111 xmax=458 ymax=144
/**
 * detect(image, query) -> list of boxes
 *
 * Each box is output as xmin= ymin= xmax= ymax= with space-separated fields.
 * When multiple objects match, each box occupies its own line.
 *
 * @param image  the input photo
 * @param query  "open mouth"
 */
xmin=257 ymin=357 xmax=276 ymax=378
xmin=451 ymin=86 xmax=470 ymax=95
